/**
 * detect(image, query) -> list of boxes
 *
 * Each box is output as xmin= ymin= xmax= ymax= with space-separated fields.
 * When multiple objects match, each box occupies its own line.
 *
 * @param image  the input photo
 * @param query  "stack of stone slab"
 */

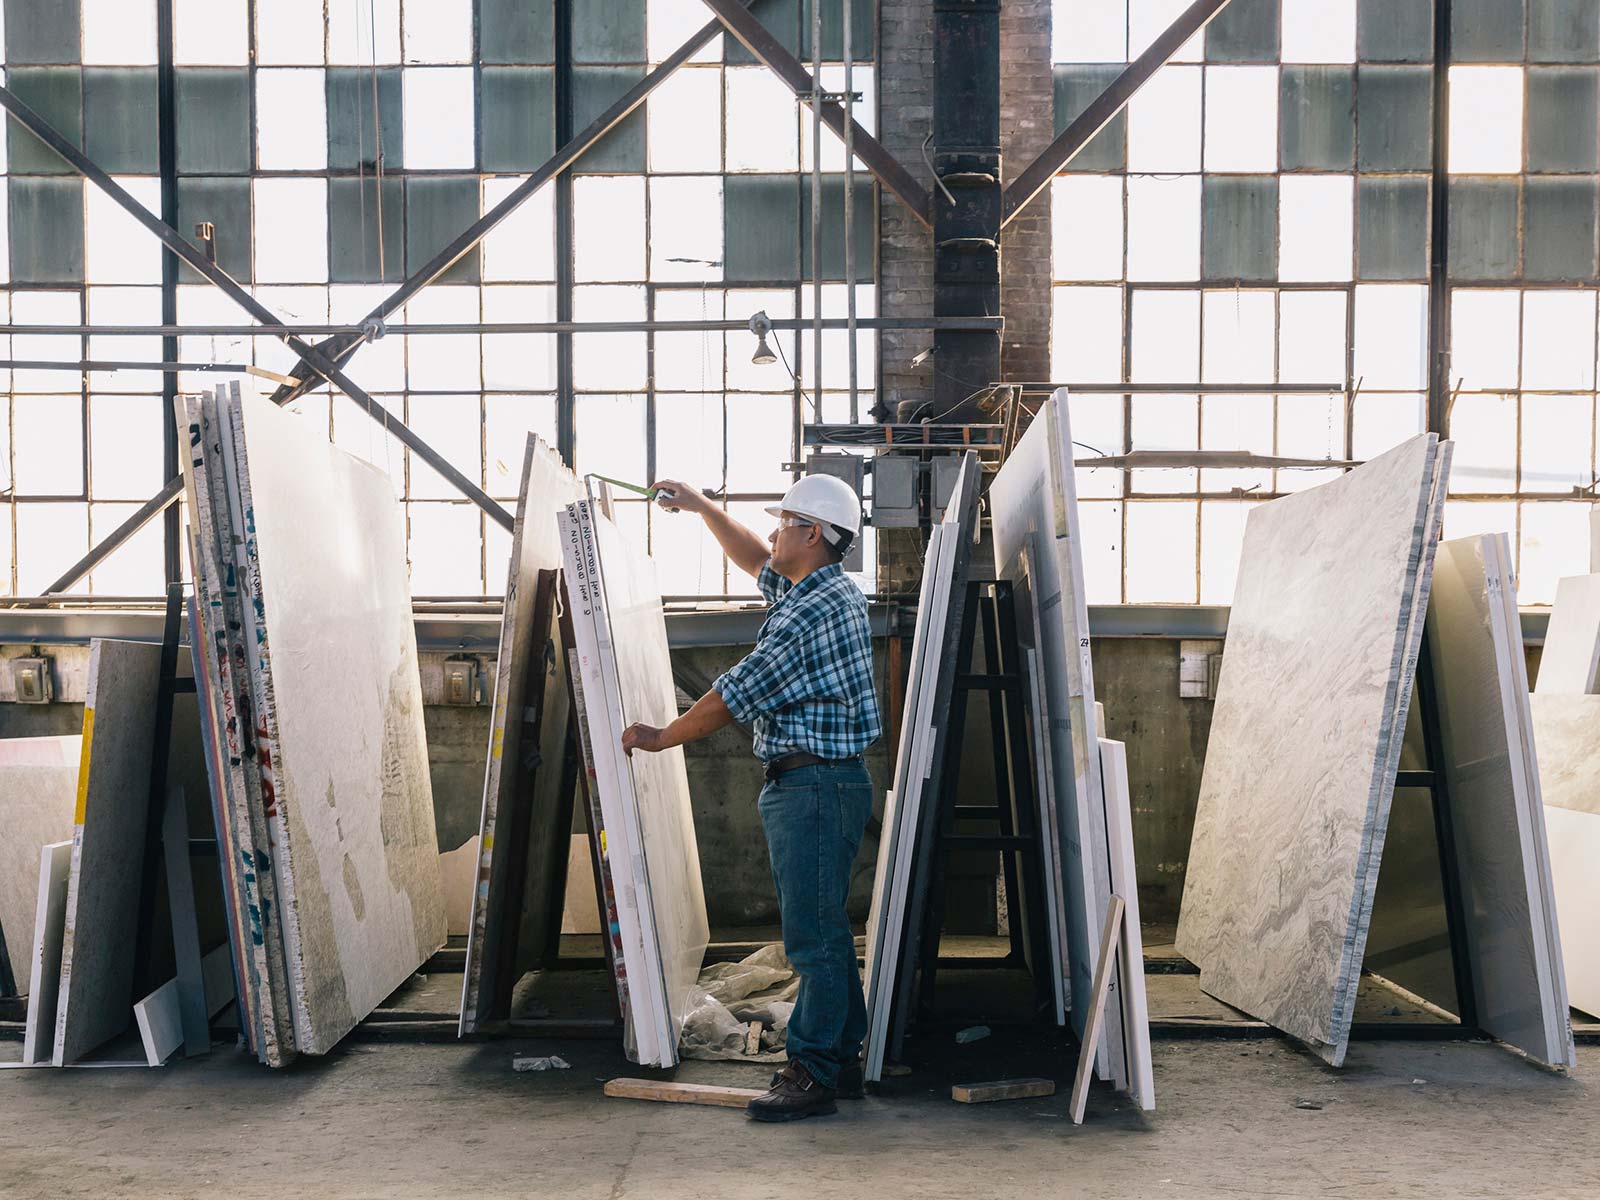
xmin=181 ymin=382 xmax=446 ymax=1066
xmin=459 ymin=436 xmax=584 ymax=1035
xmin=561 ymin=494 xmax=708 ymax=1067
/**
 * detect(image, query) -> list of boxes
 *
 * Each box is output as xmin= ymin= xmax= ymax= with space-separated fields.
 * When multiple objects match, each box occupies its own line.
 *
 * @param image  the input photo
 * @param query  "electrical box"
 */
xmin=930 ymin=454 xmax=963 ymax=521
xmin=442 ymin=658 xmax=480 ymax=706
xmin=805 ymin=453 xmax=865 ymax=573
xmin=12 ymin=657 xmax=53 ymax=704
xmin=868 ymin=456 xmax=920 ymax=528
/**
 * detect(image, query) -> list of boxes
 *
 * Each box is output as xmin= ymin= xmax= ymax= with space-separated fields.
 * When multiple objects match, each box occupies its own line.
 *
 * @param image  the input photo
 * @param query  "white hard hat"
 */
xmin=765 ymin=474 xmax=863 ymax=544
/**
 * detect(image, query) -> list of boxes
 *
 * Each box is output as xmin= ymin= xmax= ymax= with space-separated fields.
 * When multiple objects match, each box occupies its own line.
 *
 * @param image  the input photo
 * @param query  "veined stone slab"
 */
xmin=989 ymin=394 xmax=1115 ymax=1074
xmin=0 ymin=737 xmax=79 ymax=996
xmin=1543 ymin=805 xmax=1600 ymax=1018
xmin=1099 ymin=737 xmax=1154 ymax=1109
xmin=1426 ymin=535 xmax=1573 ymax=1067
xmin=460 ymin=435 xmax=583 ymax=1034
xmin=223 ymin=387 xmax=446 ymax=1056
xmin=1176 ymin=434 xmax=1443 ymax=1066
xmin=54 ymin=639 xmax=162 ymax=1065
xmin=1531 ymin=693 xmax=1600 ymax=816
xmin=1535 ymin=574 xmax=1600 ymax=694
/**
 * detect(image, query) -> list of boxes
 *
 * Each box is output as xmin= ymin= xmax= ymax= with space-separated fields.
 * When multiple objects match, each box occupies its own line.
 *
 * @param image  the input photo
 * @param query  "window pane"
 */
xmin=1128 ymin=65 xmax=1201 ymax=172
xmin=1051 ymin=177 xmax=1123 ymax=282
xmin=16 ymin=504 xmax=88 ymax=596
xmin=650 ymin=67 xmax=723 ymax=172
xmin=1203 ymin=66 xmax=1278 ymax=171
xmin=1125 ymin=502 xmax=1196 ymax=603
xmin=14 ymin=396 xmax=83 ymax=496
xmin=1448 ymin=66 xmax=1525 ymax=174
xmin=1201 ymin=290 xmax=1275 ymax=383
xmin=256 ymin=69 xmax=329 ymax=171
xmin=1052 ymin=285 xmax=1123 ymax=383
xmin=1522 ymin=291 xmax=1597 ymax=391
xmin=1451 ymin=290 xmax=1521 ymax=391
xmin=1279 ymin=176 xmax=1353 ymax=282
xmin=1131 ymin=289 xmax=1199 ymax=382
xmin=89 ymin=396 xmax=163 ymax=500
xmin=255 ymin=0 xmax=324 ymax=66
xmin=1127 ymin=175 xmax=1200 ymax=280
xmin=1282 ymin=0 xmax=1356 ymax=63
xmin=574 ymin=176 xmax=647 ymax=282
xmin=407 ymin=503 xmax=482 ymax=595
xmin=1448 ymin=393 xmax=1518 ymax=492
xmin=254 ymin=179 xmax=329 ymax=283
xmin=175 ymin=0 xmax=247 ymax=64
xmin=574 ymin=394 xmax=647 ymax=482
xmin=1279 ymin=291 xmax=1347 ymax=385
xmin=402 ymin=68 xmax=476 ymax=169
xmin=406 ymin=395 xmax=483 ymax=500
xmin=1131 ymin=394 xmax=1198 ymax=494
xmin=84 ymin=0 xmax=158 ymax=65
xmin=1077 ymin=500 xmax=1124 ymax=604
xmin=1354 ymin=285 xmax=1428 ymax=389
xmin=1352 ymin=393 xmax=1425 ymax=459
xmin=403 ymin=0 xmax=472 ymax=63
xmin=484 ymin=397 xmax=560 ymax=500
xmin=1521 ymin=394 xmax=1594 ymax=494
xmin=1519 ymin=502 xmax=1590 ymax=604
xmin=328 ymin=0 xmax=401 ymax=64
xmin=650 ymin=177 xmax=723 ymax=282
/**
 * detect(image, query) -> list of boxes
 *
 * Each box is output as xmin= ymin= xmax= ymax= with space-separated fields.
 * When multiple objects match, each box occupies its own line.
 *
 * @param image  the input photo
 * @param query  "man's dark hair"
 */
xmin=824 ymin=526 xmax=854 ymax=562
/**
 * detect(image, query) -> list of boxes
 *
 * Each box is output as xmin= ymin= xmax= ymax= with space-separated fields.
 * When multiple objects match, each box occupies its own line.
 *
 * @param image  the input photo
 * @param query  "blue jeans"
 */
xmin=758 ymin=759 xmax=874 ymax=1089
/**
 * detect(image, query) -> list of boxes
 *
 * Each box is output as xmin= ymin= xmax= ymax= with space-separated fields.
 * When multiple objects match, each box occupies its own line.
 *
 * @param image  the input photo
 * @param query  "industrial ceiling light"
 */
xmin=749 ymin=311 xmax=777 ymax=366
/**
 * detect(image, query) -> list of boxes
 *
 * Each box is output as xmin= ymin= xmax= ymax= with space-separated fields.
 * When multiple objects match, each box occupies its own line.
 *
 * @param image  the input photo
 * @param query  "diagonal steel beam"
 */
xmin=697 ymin=0 xmax=933 ymax=227
xmin=1000 ymin=0 xmax=1236 ymax=227
xmin=0 ymin=85 xmax=513 ymax=601
xmin=269 ymin=7 xmax=744 ymax=408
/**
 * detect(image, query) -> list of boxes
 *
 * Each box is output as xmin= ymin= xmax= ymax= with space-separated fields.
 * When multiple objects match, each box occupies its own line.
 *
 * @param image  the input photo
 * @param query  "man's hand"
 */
xmin=621 ymin=723 xmax=667 ymax=757
xmin=651 ymin=478 xmax=710 ymax=517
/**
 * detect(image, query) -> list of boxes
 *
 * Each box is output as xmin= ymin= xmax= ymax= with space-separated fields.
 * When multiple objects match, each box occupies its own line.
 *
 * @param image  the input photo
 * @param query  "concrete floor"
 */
xmin=1 ymin=1032 xmax=1596 ymax=1199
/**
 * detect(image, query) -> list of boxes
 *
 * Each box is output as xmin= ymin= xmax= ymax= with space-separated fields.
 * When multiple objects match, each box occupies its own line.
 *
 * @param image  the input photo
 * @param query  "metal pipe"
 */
xmin=1427 ymin=0 xmax=1453 ymax=434
xmin=809 ymin=0 xmax=823 ymax=467
xmin=156 ymin=0 xmax=180 ymax=587
xmin=2 ymin=316 xmax=1005 ymax=337
xmin=842 ymin=0 xmax=857 ymax=423
xmin=1007 ymin=382 xmax=1347 ymax=394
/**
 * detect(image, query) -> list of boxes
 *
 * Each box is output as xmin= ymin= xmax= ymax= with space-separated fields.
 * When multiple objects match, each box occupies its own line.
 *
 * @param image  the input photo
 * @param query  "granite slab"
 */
xmin=53 ymin=639 xmax=162 ymax=1065
xmin=22 ymin=842 xmax=70 ymax=1065
xmin=1175 ymin=434 xmax=1441 ymax=1065
xmin=226 ymin=387 xmax=447 ymax=1056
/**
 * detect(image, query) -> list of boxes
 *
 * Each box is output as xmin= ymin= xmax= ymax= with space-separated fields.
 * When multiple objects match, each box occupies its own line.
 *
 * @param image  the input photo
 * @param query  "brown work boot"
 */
xmin=747 ymin=1060 xmax=838 ymax=1122
xmin=771 ymin=1057 xmax=863 ymax=1099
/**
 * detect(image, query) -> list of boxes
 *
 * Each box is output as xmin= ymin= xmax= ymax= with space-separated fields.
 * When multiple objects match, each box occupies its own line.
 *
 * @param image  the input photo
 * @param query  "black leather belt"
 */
xmin=764 ymin=751 xmax=829 ymax=781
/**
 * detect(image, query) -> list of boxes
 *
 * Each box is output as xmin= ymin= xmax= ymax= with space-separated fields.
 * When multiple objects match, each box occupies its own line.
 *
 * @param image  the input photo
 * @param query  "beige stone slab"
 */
xmin=1530 ymin=694 xmax=1600 ymax=816
xmin=1535 ymin=574 xmax=1600 ymax=694
xmin=226 ymin=388 xmax=446 ymax=1056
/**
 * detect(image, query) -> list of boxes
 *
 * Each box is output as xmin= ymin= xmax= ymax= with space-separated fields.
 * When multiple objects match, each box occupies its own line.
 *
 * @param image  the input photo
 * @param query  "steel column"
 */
xmin=1000 ymin=0 xmax=1236 ymax=227
xmin=555 ymin=0 xmax=576 ymax=466
xmin=1427 ymin=0 xmax=1453 ymax=434
xmin=929 ymin=0 xmax=1003 ymax=421
xmin=157 ymin=0 xmax=180 ymax=586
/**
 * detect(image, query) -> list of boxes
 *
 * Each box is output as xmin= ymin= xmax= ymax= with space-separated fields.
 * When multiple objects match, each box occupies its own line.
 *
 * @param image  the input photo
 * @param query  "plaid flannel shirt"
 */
xmin=714 ymin=561 xmax=882 ymax=763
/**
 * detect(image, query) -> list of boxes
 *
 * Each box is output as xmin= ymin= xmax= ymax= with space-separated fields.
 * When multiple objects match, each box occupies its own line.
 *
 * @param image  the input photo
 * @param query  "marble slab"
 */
xmin=22 ymin=842 xmax=71 ymax=1065
xmin=1175 ymin=434 xmax=1442 ymax=1066
xmin=1535 ymin=574 xmax=1600 ymax=694
xmin=53 ymin=639 xmax=162 ymax=1065
xmin=0 ymin=737 xmax=79 ymax=995
xmin=1531 ymin=693 xmax=1600 ymax=816
xmin=460 ymin=435 xmax=582 ymax=1034
xmin=989 ymin=394 xmax=1113 ymax=1070
xmin=1543 ymin=805 xmax=1600 ymax=1017
xmin=562 ymin=499 xmax=708 ymax=1066
xmin=225 ymin=387 xmax=447 ymax=1056
xmin=1425 ymin=535 xmax=1573 ymax=1066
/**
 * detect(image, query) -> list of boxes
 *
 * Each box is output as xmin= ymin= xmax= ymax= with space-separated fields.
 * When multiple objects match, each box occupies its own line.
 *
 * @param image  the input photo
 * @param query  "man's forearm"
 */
xmin=659 ymin=689 xmax=735 ymax=749
xmin=700 ymin=507 xmax=769 ymax=579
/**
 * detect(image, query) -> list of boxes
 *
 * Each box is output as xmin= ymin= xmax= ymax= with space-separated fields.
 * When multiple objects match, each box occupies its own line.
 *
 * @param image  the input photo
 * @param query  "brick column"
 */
xmin=998 ymin=0 xmax=1054 ymax=386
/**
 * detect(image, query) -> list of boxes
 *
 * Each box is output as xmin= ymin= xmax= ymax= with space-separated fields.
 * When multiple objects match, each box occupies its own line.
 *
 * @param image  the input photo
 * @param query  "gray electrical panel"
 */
xmin=869 ymin=455 xmax=920 ymax=528
xmin=805 ymin=453 xmax=866 ymax=573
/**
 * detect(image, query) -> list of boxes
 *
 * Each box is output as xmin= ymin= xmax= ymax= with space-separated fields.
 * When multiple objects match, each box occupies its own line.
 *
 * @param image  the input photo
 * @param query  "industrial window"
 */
xmin=1050 ymin=0 xmax=1600 ymax=605
xmin=0 ymin=0 xmax=879 ymax=600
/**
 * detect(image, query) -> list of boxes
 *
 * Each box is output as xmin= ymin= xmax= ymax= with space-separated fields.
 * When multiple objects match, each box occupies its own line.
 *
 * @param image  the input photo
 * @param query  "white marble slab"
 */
xmin=0 ymin=737 xmax=78 ymax=995
xmin=1099 ymin=737 xmax=1154 ymax=1109
xmin=1531 ymin=693 xmax=1600 ymax=816
xmin=54 ymin=639 xmax=162 ymax=1065
xmin=1428 ymin=535 xmax=1573 ymax=1067
xmin=1543 ymin=804 xmax=1600 ymax=1017
xmin=1176 ymin=434 xmax=1442 ymax=1065
xmin=225 ymin=388 xmax=446 ymax=1056
xmin=460 ymin=435 xmax=582 ymax=1034
xmin=22 ymin=842 xmax=71 ymax=1065
xmin=1535 ymin=574 xmax=1600 ymax=694
xmin=989 ymin=393 xmax=1113 ymax=1070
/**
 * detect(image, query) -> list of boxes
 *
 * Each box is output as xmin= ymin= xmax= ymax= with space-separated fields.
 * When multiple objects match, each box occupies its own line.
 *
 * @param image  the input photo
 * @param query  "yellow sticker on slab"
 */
xmin=74 ymin=707 xmax=95 ymax=824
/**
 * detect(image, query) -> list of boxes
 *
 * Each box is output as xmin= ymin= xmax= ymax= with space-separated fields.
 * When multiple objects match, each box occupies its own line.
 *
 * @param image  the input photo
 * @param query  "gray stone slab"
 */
xmin=22 ymin=842 xmax=71 ymax=1065
xmin=0 ymin=737 xmax=78 ymax=996
xmin=1426 ymin=535 xmax=1573 ymax=1067
xmin=1175 ymin=435 xmax=1442 ymax=1065
xmin=225 ymin=389 xmax=447 ymax=1056
xmin=460 ymin=436 xmax=582 ymax=1034
xmin=53 ymin=640 xmax=162 ymax=1065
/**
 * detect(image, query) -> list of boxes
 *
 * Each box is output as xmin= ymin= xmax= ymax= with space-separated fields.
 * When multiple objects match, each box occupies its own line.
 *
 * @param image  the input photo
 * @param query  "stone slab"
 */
xmin=53 ymin=639 xmax=162 ymax=1065
xmin=1543 ymin=804 xmax=1600 ymax=1018
xmin=1535 ymin=573 xmax=1600 ymax=693
xmin=22 ymin=842 xmax=71 ymax=1065
xmin=0 ymin=736 xmax=78 ymax=996
xmin=1176 ymin=434 xmax=1441 ymax=1065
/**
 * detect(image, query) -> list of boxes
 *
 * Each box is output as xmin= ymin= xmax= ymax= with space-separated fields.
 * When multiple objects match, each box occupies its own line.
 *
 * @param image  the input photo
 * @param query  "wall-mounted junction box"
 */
xmin=441 ymin=658 xmax=481 ymax=706
xmin=11 ymin=657 xmax=54 ymax=704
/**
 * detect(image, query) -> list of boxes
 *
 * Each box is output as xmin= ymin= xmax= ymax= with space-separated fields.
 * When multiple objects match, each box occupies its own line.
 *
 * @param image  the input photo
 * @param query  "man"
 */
xmin=620 ymin=473 xmax=881 ymax=1123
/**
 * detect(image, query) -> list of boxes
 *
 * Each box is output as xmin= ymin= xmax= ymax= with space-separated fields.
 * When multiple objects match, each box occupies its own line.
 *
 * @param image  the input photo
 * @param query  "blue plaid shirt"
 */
xmin=714 ymin=562 xmax=882 ymax=763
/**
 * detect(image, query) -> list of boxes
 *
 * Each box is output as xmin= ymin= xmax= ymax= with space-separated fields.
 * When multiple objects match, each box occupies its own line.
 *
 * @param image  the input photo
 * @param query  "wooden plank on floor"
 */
xmin=603 ymin=1078 xmax=763 ymax=1109
xmin=951 ymin=1078 xmax=1056 ymax=1104
xmin=1070 ymin=894 xmax=1125 ymax=1124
